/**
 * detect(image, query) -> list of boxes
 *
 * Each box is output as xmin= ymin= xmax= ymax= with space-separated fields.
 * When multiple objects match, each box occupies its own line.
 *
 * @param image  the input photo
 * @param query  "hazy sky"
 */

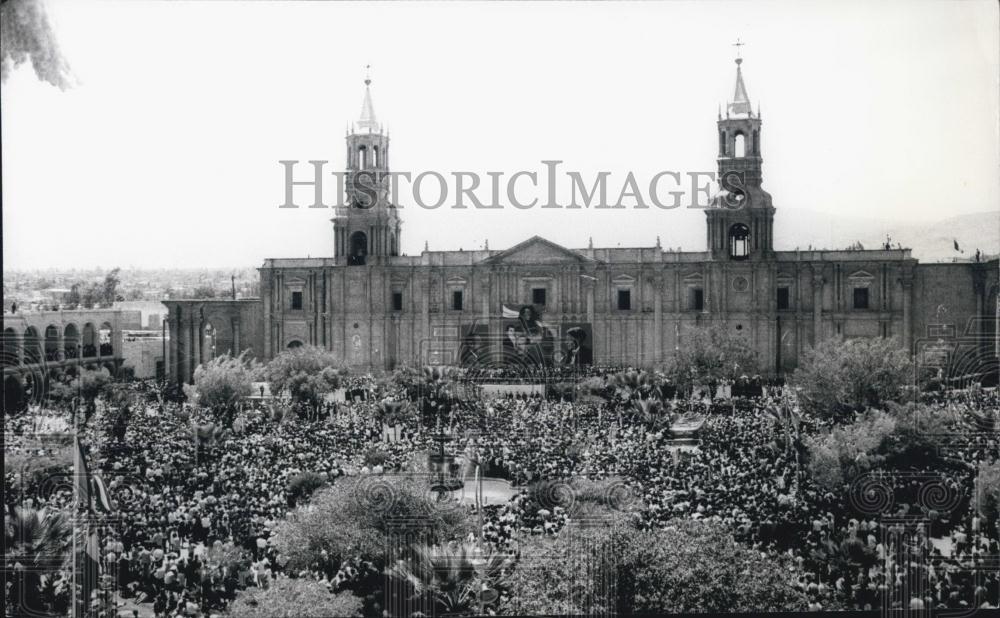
xmin=3 ymin=0 xmax=998 ymax=269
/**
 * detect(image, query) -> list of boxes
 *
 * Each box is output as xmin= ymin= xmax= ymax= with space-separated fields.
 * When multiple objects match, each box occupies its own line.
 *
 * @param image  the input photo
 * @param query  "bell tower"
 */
xmin=706 ymin=47 xmax=775 ymax=261
xmin=333 ymin=68 xmax=402 ymax=265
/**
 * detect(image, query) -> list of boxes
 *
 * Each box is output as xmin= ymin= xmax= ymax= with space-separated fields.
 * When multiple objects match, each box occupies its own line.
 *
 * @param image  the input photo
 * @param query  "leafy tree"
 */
xmin=183 ymin=351 xmax=259 ymax=426
xmin=615 ymin=519 xmax=808 ymax=613
xmin=667 ymin=324 xmax=759 ymax=392
xmin=265 ymin=345 xmax=345 ymax=409
xmin=79 ymin=282 xmax=102 ymax=309
xmin=0 ymin=0 xmax=72 ymax=88
xmin=65 ymin=367 xmax=112 ymax=422
xmin=804 ymin=409 xmax=897 ymax=492
xmin=792 ymin=337 xmax=911 ymax=420
xmin=973 ymin=459 xmax=1000 ymax=530
xmin=191 ymin=285 xmax=217 ymax=299
xmin=272 ymin=475 xmax=472 ymax=573
xmin=502 ymin=519 xmax=807 ymax=615
xmin=500 ymin=523 xmax=618 ymax=616
xmin=101 ymin=268 xmax=121 ymax=304
xmin=64 ymin=283 xmax=81 ymax=308
xmin=226 ymin=577 xmax=363 ymax=618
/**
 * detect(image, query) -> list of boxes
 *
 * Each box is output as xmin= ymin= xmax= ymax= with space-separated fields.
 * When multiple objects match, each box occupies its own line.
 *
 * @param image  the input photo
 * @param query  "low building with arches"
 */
xmin=2 ymin=308 xmax=132 ymax=408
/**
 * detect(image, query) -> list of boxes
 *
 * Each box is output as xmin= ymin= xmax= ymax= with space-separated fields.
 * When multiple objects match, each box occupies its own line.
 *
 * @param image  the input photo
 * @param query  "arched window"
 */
xmin=372 ymin=146 xmax=379 ymax=168
xmin=23 ymin=327 xmax=41 ymax=364
xmin=287 ymin=340 xmax=303 ymax=349
xmin=390 ymin=233 xmax=397 ymax=256
xmin=44 ymin=325 xmax=59 ymax=361
xmin=718 ymin=130 xmax=726 ymax=156
xmin=349 ymin=231 xmax=368 ymax=266
xmin=734 ymin=133 xmax=746 ymax=158
xmin=99 ymin=322 xmax=113 ymax=357
xmin=2 ymin=328 xmax=19 ymax=367
xmin=82 ymin=323 xmax=97 ymax=357
xmin=358 ymin=145 xmax=367 ymax=170
xmin=752 ymin=129 xmax=760 ymax=155
xmin=729 ymin=223 xmax=750 ymax=260
xmin=64 ymin=324 xmax=79 ymax=359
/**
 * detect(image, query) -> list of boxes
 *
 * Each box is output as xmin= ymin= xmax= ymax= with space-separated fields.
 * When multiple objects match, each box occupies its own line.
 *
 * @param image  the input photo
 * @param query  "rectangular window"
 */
xmin=690 ymin=288 xmax=704 ymax=311
xmin=853 ymin=287 xmax=869 ymax=310
xmin=392 ymin=291 xmax=403 ymax=311
xmin=532 ymin=287 xmax=547 ymax=306
xmin=291 ymin=291 xmax=303 ymax=310
xmin=776 ymin=287 xmax=790 ymax=311
xmin=617 ymin=289 xmax=631 ymax=311
xmin=452 ymin=290 xmax=464 ymax=311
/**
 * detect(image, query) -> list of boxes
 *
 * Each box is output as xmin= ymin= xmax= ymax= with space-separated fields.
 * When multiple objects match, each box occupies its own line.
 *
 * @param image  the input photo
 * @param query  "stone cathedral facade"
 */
xmin=164 ymin=59 xmax=998 ymax=385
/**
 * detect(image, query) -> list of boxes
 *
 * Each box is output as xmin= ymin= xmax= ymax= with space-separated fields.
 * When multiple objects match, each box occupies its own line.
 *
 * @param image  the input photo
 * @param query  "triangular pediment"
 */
xmin=848 ymin=270 xmax=874 ymax=280
xmin=285 ymin=277 xmax=307 ymax=287
xmin=683 ymin=272 xmax=705 ymax=283
xmin=482 ymin=236 xmax=594 ymax=265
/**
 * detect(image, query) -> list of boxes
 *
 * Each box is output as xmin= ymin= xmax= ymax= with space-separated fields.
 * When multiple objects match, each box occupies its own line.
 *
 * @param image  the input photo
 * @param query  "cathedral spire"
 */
xmin=728 ymin=40 xmax=752 ymax=117
xmin=356 ymin=65 xmax=380 ymax=133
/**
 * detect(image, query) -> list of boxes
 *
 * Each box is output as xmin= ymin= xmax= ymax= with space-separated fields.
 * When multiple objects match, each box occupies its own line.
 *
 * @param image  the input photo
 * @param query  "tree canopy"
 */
xmin=264 ymin=345 xmax=346 ymax=408
xmin=666 ymin=323 xmax=760 ymax=391
xmin=184 ymin=351 xmax=260 ymax=422
xmin=793 ymin=336 xmax=912 ymax=420
xmin=502 ymin=519 xmax=807 ymax=614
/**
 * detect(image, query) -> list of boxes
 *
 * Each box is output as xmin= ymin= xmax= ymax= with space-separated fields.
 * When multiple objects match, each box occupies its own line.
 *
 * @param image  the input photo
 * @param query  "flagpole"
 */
xmin=72 ymin=424 xmax=78 ymax=618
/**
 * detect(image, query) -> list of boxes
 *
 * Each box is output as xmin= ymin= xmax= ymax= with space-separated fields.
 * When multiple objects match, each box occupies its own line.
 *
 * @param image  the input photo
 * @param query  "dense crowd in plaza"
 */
xmin=4 ymin=370 xmax=999 ymax=616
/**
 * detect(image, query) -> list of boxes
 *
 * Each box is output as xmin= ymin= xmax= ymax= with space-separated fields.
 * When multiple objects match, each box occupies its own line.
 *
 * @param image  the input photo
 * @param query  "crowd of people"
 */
xmin=4 ymin=372 xmax=999 ymax=616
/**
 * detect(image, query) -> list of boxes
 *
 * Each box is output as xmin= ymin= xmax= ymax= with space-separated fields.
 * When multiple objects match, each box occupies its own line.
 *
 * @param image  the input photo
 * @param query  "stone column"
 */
xmin=901 ymin=276 xmax=913 ymax=353
xmin=262 ymin=272 xmax=272 ymax=359
xmin=812 ymin=267 xmax=824 ymax=346
xmin=584 ymin=278 xmax=595 ymax=323
xmin=653 ymin=275 xmax=663 ymax=365
xmin=182 ymin=316 xmax=191 ymax=383
xmin=194 ymin=316 xmax=203 ymax=370
xmin=168 ymin=313 xmax=179 ymax=384
xmin=232 ymin=317 xmax=241 ymax=356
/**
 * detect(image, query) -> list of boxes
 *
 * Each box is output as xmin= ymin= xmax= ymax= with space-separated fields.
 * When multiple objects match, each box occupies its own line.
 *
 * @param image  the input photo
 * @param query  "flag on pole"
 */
xmin=75 ymin=435 xmax=111 ymax=617
xmin=501 ymin=305 xmax=519 ymax=319
xmin=75 ymin=437 xmax=115 ymax=514
xmin=954 ymin=239 xmax=961 ymax=252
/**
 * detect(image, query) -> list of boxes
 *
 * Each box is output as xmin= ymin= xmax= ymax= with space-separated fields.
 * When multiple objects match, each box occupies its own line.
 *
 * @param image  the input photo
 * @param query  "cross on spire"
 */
xmin=364 ymin=64 xmax=371 ymax=86
xmin=732 ymin=37 xmax=745 ymax=61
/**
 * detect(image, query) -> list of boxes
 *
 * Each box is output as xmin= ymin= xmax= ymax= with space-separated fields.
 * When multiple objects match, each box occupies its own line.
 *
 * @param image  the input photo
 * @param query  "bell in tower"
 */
xmin=333 ymin=67 xmax=402 ymax=266
xmin=706 ymin=46 xmax=775 ymax=261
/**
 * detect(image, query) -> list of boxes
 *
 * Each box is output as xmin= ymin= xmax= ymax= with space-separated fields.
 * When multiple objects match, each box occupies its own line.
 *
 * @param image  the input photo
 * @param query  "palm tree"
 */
xmin=632 ymin=398 xmax=673 ymax=432
xmin=386 ymin=542 xmax=512 ymax=616
xmin=420 ymin=366 xmax=457 ymax=419
xmin=4 ymin=506 xmax=72 ymax=615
